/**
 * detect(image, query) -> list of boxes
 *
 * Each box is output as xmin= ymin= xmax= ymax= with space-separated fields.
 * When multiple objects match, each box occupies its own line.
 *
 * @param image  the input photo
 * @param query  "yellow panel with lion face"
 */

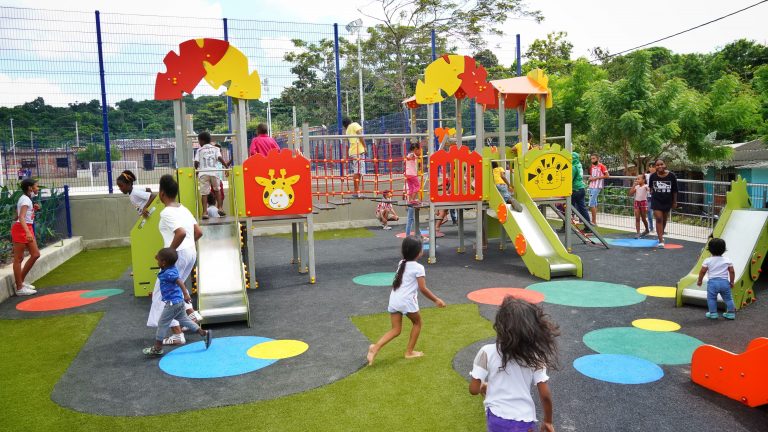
xmin=522 ymin=145 xmax=572 ymax=198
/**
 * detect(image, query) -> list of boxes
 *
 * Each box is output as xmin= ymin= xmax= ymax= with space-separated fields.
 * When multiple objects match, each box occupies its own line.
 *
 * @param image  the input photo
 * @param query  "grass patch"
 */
xmin=0 ymin=304 xmax=494 ymax=431
xmin=33 ymin=247 xmax=131 ymax=288
xmin=270 ymin=227 xmax=375 ymax=241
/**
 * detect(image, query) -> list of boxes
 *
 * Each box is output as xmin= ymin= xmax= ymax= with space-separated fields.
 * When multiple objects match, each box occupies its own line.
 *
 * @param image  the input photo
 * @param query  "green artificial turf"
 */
xmin=32 ymin=247 xmax=131 ymax=288
xmin=0 ymin=303 xmax=495 ymax=431
xmin=270 ymin=227 xmax=375 ymax=241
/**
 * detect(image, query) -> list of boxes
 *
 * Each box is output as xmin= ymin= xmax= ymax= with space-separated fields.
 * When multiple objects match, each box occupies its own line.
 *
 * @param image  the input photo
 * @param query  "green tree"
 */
xmin=524 ymin=31 xmax=573 ymax=75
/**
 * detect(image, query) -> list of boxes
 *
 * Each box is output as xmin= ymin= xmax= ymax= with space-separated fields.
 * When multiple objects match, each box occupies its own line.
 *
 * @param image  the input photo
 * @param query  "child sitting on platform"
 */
xmin=376 ymin=190 xmax=399 ymax=230
xmin=206 ymin=193 xmax=220 ymax=219
xmin=491 ymin=161 xmax=523 ymax=212
xmin=143 ymin=247 xmax=212 ymax=356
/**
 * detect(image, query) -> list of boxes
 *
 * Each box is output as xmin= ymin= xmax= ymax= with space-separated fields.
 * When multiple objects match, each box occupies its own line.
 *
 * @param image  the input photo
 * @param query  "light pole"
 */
xmin=262 ymin=77 xmax=272 ymax=136
xmin=345 ymin=19 xmax=364 ymax=129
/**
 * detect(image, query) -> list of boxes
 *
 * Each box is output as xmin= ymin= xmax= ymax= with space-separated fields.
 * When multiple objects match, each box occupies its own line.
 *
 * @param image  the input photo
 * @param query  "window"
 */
xmin=156 ymin=153 xmax=170 ymax=166
xmin=56 ymin=157 xmax=69 ymax=168
xmin=21 ymin=159 xmax=36 ymax=168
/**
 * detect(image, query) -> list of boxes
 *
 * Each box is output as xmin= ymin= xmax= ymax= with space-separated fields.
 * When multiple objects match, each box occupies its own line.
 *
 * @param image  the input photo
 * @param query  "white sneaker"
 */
xmin=16 ymin=287 xmax=37 ymax=296
xmin=657 ymin=242 xmax=665 ymax=249
xmin=23 ymin=282 xmax=35 ymax=290
xmin=383 ymin=225 xmax=392 ymax=230
xmin=188 ymin=310 xmax=203 ymax=323
xmin=162 ymin=333 xmax=186 ymax=345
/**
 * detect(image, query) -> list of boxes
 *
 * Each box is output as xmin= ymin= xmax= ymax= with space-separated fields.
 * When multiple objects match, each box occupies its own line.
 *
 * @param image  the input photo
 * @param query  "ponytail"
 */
xmin=392 ymin=259 xmax=406 ymax=289
xmin=117 ymin=170 xmax=136 ymax=185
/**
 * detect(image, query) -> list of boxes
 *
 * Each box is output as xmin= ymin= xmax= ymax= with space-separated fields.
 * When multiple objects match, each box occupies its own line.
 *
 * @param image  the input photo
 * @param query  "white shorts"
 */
xmin=198 ymin=174 xmax=221 ymax=196
xmin=387 ymin=297 xmax=419 ymax=314
xmin=349 ymin=155 xmax=367 ymax=175
xmin=147 ymin=247 xmax=197 ymax=328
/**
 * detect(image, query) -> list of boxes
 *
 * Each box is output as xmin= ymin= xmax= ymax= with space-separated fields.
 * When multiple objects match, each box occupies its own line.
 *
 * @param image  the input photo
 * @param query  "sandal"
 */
xmin=142 ymin=347 xmax=164 ymax=356
xmin=218 ymin=210 xmax=226 ymax=217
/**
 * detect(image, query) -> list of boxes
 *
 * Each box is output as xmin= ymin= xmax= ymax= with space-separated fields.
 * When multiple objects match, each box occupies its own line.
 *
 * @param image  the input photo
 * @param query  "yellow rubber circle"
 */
xmin=247 ymin=340 xmax=309 ymax=360
xmin=632 ymin=318 xmax=681 ymax=332
xmin=636 ymin=286 xmax=676 ymax=298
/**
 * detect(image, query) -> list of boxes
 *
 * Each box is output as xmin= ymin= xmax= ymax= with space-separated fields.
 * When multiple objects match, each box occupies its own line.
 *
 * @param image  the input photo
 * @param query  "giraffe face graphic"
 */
xmin=255 ymin=169 xmax=300 ymax=211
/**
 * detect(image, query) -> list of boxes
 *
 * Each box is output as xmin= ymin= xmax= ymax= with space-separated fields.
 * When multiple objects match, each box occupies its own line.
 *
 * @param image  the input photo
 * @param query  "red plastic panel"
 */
xmin=428 ymin=146 xmax=482 ymax=202
xmin=242 ymin=148 xmax=312 ymax=217
xmin=458 ymin=56 xmax=497 ymax=105
xmin=691 ymin=337 xmax=768 ymax=407
xmin=155 ymin=38 xmax=230 ymax=100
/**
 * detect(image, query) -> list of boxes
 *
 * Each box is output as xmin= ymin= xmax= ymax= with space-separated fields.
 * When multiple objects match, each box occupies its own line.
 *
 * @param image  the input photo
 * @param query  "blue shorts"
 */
xmin=588 ymin=188 xmax=601 ymax=207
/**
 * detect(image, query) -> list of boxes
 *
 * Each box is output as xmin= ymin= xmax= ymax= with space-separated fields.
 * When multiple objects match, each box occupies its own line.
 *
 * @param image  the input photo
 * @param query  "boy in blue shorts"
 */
xmin=143 ymin=247 xmax=212 ymax=356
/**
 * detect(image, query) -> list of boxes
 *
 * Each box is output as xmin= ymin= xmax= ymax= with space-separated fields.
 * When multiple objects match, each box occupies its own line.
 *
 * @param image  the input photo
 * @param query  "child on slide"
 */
xmin=366 ymin=236 xmax=445 ymax=365
xmin=492 ymin=161 xmax=523 ymax=212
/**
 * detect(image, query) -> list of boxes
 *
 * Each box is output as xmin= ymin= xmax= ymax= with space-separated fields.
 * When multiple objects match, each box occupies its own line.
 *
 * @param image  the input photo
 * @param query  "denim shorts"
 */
xmin=588 ymin=188 xmax=601 ymax=207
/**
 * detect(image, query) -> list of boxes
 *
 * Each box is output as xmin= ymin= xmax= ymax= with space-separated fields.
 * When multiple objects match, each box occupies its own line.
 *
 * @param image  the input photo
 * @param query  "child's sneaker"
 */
xmin=723 ymin=312 xmax=736 ymax=320
xmin=162 ymin=333 xmax=186 ymax=345
xmin=705 ymin=312 xmax=719 ymax=319
xmin=23 ymin=282 xmax=35 ymax=290
xmin=15 ymin=287 xmax=36 ymax=296
xmin=188 ymin=310 xmax=203 ymax=323
xmin=142 ymin=346 xmax=164 ymax=356
xmin=657 ymin=242 xmax=665 ymax=249
xmin=641 ymin=229 xmax=650 ymax=237
xmin=382 ymin=225 xmax=392 ymax=230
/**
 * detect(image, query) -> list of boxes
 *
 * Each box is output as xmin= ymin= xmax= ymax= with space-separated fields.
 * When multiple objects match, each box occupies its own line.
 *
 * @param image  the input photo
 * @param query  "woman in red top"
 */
xmin=249 ymin=123 xmax=280 ymax=157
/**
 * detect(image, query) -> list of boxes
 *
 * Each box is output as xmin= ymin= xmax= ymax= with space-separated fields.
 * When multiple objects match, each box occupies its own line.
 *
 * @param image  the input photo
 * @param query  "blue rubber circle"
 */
xmin=159 ymin=336 xmax=277 ymax=379
xmin=606 ymin=238 xmax=658 ymax=248
xmin=573 ymin=354 xmax=664 ymax=384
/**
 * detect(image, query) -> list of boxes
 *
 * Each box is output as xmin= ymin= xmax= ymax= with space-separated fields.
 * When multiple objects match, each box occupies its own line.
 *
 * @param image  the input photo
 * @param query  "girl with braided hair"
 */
xmin=116 ymin=170 xmax=155 ymax=218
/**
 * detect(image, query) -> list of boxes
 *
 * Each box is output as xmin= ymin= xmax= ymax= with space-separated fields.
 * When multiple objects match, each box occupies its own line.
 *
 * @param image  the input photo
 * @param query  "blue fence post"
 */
xmin=223 ymin=18 xmax=233 ymax=134
xmin=431 ymin=29 xmax=439 ymax=150
xmin=515 ymin=33 xmax=522 ymax=133
xmin=333 ymin=24 xmax=343 ymax=135
xmin=64 ymin=185 xmax=72 ymax=238
xmin=95 ymin=10 xmax=113 ymax=193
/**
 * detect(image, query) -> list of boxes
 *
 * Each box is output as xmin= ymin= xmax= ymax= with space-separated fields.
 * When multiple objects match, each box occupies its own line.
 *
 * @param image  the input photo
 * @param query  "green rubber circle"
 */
xmin=80 ymin=289 xmax=124 ymax=298
xmin=583 ymin=327 xmax=703 ymax=365
xmin=527 ymin=280 xmax=645 ymax=307
xmin=352 ymin=272 xmax=396 ymax=287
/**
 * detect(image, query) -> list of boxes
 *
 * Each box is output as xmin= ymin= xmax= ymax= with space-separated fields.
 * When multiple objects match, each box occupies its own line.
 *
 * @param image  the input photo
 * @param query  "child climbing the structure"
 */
xmin=469 ymin=297 xmax=557 ymax=432
xmin=404 ymin=142 xmax=422 ymax=204
xmin=376 ymin=190 xmax=399 ymax=230
xmin=492 ymin=161 xmax=523 ymax=212
xmin=116 ymin=170 xmax=155 ymax=218
xmin=366 ymin=236 xmax=445 ymax=365
xmin=629 ymin=174 xmax=650 ymax=238
xmin=143 ymin=247 xmax=212 ymax=356
xmin=697 ymin=238 xmax=736 ymax=320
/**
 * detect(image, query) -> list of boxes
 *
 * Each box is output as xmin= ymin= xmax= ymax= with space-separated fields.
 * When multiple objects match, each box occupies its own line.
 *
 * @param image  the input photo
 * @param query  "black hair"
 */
xmin=116 ymin=170 xmax=137 ymax=186
xmin=492 ymin=161 xmax=499 ymax=169
xmin=157 ymin=247 xmax=178 ymax=267
xmin=257 ymin=123 xmax=269 ymax=135
xmin=708 ymin=237 xmax=726 ymax=256
xmin=409 ymin=142 xmax=420 ymax=152
xmin=20 ymin=177 xmax=37 ymax=195
xmin=342 ymin=117 xmax=352 ymax=128
xmin=494 ymin=296 xmax=560 ymax=371
xmin=159 ymin=174 xmax=179 ymax=200
xmin=392 ymin=236 xmax=423 ymax=289
xmin=198 ymin=131 xmax=211 ymax=144
xmin=655 ymin=159 xmax=665 ymax=165
xmin=207 ymin=193 xmax=216 ymax=206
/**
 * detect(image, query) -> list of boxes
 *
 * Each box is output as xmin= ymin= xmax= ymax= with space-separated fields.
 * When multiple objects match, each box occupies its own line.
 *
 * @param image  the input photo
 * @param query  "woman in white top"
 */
xmin=146 ymin=174 xmax=203 ymax=345
xmin=469 ymin=297 xmax=558 ymax=432
xmin=366 ymin=236 xmax=445 ymax=366
xmin=116 ymin=170 xmax=155 ymax=217
xmin=11 ymin=178 xmax=41 ymax=296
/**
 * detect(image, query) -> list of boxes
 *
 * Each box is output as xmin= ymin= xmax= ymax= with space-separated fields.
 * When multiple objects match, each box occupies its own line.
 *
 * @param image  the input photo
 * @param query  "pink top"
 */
xmin=405 ymin=152 xmax=418 ymax=177
xmin=249 ymin=135 xmax=280 ymax=157
xmin=633 ymin=184 xmax=649 ymax=202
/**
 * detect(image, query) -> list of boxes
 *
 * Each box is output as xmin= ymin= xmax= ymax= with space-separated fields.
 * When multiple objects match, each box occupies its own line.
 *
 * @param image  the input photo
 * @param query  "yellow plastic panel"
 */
xmin=415 ymin=54 xmax=465 ymax=104
xmin=203 ymin=46 xmax=261 ymax=100
xmin=521 ymin=144 xmax=572 ymax=199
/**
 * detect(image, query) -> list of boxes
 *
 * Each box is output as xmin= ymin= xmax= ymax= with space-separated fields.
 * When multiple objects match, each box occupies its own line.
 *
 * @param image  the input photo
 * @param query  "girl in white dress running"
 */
xmin=366 ymin=236 xmax=445 ymax=366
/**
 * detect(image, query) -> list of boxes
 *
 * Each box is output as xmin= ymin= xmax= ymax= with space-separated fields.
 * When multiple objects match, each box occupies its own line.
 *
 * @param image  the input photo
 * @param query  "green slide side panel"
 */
xmin=177 ymin=167 xmax=198 ymax=215
xmin=231 ymin=165 xmax=246 ymax=218
xmin=676 ymin=177 xmax=768 ymax=309
xmin=129 ymin=196 xmax=165 ymax=297
xmin=485 ymin=157 xmax=582 ymax=280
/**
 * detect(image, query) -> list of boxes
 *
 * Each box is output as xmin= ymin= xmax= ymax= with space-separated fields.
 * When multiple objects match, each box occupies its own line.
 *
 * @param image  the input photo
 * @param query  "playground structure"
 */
xmin=676 ymin=177 xmax=768 ymax=310
xmin=691 ymin=337 xmax=768 ymax=407
xmin=130 ymin=38 xmax=318 ymax=325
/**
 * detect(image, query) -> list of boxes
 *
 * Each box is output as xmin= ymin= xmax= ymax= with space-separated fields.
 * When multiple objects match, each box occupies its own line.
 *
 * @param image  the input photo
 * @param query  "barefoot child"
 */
xmin=629 ymin=174 xmax=650 ymax=238
xmin=367 ymin=236 xmax=445 ymax=365
xmin=12 ymin=178 xmax=41 ymax=296
xmin=116 ymin=170 xmax=155 ymax=217
xmin=469 ymin=297 xmax=558 ymax=432
xmin=376 ymin=190 xmax=399 ymax=230
xmin=143 ymin=248 xmax=211 ymax=356
xmin=697 ymin=238 xmax=736 ymax=320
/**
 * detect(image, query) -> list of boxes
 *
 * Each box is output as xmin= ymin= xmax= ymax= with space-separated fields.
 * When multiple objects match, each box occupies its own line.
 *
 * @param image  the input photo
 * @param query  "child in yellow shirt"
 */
xmin=492 ymin=161 xmax=523 ymax=212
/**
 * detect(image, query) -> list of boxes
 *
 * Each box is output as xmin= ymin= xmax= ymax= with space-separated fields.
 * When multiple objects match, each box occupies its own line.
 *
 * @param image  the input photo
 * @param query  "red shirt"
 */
xmin=249 ymin=134 xmax=280 ymax=157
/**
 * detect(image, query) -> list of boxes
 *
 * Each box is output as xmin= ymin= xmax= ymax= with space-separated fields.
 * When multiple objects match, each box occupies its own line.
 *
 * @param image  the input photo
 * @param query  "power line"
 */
xmin=593 ymin=0 xmax=768 ymax=62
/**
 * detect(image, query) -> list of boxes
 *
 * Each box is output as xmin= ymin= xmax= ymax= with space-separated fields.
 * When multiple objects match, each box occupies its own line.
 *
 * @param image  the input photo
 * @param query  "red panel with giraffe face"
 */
xmin=242 ymin=148 xmax=312 ymax=217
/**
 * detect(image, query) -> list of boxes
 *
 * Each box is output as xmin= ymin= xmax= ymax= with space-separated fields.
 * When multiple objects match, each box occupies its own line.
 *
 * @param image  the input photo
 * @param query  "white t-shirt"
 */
xmin=703 ymin=256 xmax=734 ymax=281
xmin=470 ymin=343 xmax=549 ymax=422
xmin=633 ymin=184 xmax=649 ymax=202
xmin=207 ymin=205 xmax=219 ymax=219
xmin=388 ymin=261 xmax=425 ymax=314
xmin=17 ymin=194 xmax=35 ymax=224
xmin=129 ymin=188 xmax=152 ymax=215
xmin=158 ymin=205 xmax=197 ymax=251
xmin=194 ymin=144 xmax=222 ymax=178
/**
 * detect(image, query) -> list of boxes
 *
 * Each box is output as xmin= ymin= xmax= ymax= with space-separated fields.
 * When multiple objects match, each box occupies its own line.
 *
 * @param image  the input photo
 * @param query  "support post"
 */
xmin=333 ymin=24 xmax=343 ymax=135
xmin=455 ymin=98 xmax=462 ymax=147
xmin=475 ymin=201 xmax=483 ymax=260
xmin=307 ymin=214 xmax=316 ymax=283
xmin=539 ymin=94 xmax=546 ymax=145
xmin=64 ymin=185 xmax=72 ymax=238
xmin=291 ymin=223 xmax=298 ymax=264
xmin=458 ymin=208 xmax=465 ymax=253
xmin=95 ymin=10 xmax=113 ymax=193
xmin=223 ymin=18 xmax=233 ymax=134
xmin=233 ymin=99 xmax=248 ymax=164
xmin=498 ymin=94 xmax=506 ymax=156
xmin=172 ymin=100 xmax=190 ymax=167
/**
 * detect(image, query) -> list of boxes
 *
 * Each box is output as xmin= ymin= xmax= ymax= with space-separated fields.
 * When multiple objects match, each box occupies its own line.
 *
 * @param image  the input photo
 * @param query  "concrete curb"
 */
xmin=0 ymin=237 xmax=84 ymax=304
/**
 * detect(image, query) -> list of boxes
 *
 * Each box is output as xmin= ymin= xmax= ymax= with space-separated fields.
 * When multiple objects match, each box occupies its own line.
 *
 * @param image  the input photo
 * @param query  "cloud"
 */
xmin=0 ymin=73 xmax=82 ymax=107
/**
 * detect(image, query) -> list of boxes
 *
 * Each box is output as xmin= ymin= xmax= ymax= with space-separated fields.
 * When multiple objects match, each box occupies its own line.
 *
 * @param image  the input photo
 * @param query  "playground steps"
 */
xmin=691 ymin=337 xmax=768 ymax=407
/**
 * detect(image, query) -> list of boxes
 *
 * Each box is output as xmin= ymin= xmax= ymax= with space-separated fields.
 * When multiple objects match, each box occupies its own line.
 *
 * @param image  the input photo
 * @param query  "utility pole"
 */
xmin=346 ymin=19 xmax=365 ymax=128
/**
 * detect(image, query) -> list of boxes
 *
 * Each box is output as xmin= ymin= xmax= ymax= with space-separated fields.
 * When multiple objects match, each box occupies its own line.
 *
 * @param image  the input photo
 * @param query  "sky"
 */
xmin=1 ymin=0 xmax=767 ymax=107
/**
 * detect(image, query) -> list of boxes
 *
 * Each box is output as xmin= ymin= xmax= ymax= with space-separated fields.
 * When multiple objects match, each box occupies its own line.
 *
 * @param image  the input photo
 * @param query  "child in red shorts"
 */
xmin=12 ymin=178 xmax=41 ymax=296
xmin=629 ymin=174 xmax=650 ymax=238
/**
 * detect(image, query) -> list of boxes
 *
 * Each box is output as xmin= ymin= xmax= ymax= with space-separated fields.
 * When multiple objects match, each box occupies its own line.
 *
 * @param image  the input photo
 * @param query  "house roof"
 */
xmin=728 ymin=139 xmax=768 ymax=167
